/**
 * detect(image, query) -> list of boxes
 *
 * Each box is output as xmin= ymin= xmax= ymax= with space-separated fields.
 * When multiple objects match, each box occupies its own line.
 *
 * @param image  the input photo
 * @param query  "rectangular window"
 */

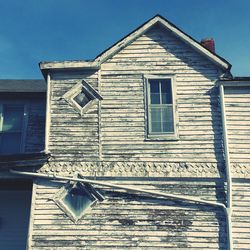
xmin=0 ymin=103 xmax=27 ymax=154
xmin=146 ymin=76 xmax=178 ymax=140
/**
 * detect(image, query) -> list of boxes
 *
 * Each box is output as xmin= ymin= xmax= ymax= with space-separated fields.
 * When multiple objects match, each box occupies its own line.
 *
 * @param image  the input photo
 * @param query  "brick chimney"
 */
xmin=200 ymin=38 xmax=215 ymax=53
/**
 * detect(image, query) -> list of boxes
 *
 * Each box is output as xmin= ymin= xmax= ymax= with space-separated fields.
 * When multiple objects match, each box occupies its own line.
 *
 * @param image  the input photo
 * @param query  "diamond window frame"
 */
xmin=63 ymin=80 xmax=103 ymax=116
xmin=53 ymin=180 xmax=104 ymax=223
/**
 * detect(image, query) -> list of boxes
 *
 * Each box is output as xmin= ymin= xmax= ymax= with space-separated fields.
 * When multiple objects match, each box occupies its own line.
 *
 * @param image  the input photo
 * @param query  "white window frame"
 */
xmin=63 ymin=80 xmax=103 ymax=116
xmin=144 ymin=75 xmax=179 ymax=140
xmin=53 ymin=181 xmax=101 ymax=223
xmin=0 ymin=101 xmax=29 ymax=154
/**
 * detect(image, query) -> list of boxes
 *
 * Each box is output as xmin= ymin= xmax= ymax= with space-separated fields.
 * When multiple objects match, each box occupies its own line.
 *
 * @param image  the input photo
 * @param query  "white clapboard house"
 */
xmin=1 ymin=15 xmax=250 ymax=249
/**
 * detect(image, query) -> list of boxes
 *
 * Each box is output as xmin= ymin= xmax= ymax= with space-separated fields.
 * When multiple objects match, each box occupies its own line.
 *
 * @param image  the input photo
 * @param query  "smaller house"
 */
xmin=0 ymin=80 xmax=47 ymax=250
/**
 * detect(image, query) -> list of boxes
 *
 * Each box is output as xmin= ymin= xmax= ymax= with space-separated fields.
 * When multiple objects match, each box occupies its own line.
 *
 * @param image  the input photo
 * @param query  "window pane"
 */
xmin=151 ymin=122 xmax=161 ymax=132
xmin=162 ymin=121 xmax=174 ymax=133
xmin=162 ymin=106 xmax=174 ymax=132
xmin=151 ymin=107 xmax=161 ymax=122
xmin=149 ymin=80 xmax=160 ymax=104
xmin=73 ymin=91 xmax=91 ymax=108
xmin=149 ymin=80 xmax=160 ymax=93
xmin=63 ymin=184 xmax=95 ymax=218
xmin=150 ymin=107 xmax=162 ymax=132
xmin=161 ymin=79 xmax=172 ymax=104
xmin=150 ymin=93 xmax=161 ymax=104
xmin=150 ymin=106 xmax=174 ymax=133
xmin=0 ymin=133 xmax=22 ymax=154
xmin=2 ymin=105 xmax=24 ymax=132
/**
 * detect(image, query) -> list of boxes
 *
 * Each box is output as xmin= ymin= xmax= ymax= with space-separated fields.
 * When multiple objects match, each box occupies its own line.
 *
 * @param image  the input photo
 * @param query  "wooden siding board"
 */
xmin=232 ymin=181 xmax=250 ymax=249
xmin=99 ymin=26 xmax=222 ymax=163
xmin=48 ymin=73 xmax=100 ymax=161
xmin=224 ymin=86 xmax=250 ymax=167
xmin=31 ymin=179 xmax=227 ymax=249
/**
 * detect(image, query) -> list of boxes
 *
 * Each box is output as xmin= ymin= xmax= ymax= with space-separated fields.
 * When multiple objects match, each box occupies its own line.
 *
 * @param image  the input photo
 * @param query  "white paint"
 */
xmin=45 ymin=73 xmax=51 ymax=153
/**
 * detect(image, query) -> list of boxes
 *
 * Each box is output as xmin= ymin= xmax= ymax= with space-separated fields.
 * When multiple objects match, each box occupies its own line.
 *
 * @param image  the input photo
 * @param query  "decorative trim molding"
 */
xmin=231 ymin=163 xmax=250 ymax=177
xmin=39 ymin=161 xmax=229 ymax=178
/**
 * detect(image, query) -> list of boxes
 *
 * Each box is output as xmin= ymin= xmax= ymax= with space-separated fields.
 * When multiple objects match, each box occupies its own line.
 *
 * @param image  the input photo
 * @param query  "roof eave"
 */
xmin=39 ymin=61 xmax=100 ymax=75
xmin=39 ymin=61 xmax=100 ymax=80
xmin=40 ymin=61 xmax=99 ymax=69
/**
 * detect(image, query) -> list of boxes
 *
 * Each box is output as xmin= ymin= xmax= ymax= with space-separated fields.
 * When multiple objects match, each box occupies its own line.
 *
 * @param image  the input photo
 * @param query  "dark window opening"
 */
xmin=0 ymin=103 xmax=27 ymax=154
xmin=73 ymin=90 xmax=92 ymax=108
xmin=0 ymin=180 xmax=32 ymax=250
xmin=53 ymin=181 xmax=104 ymax=223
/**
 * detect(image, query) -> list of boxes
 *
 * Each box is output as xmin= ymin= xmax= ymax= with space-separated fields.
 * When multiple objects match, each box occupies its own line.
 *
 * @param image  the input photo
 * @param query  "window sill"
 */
xmin=145 ymin=134 xmax=179 ymax=141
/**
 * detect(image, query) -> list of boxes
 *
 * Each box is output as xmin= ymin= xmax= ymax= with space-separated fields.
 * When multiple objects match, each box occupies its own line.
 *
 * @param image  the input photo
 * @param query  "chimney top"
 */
xmin=200 ymin=38 xmax=215 ymax=53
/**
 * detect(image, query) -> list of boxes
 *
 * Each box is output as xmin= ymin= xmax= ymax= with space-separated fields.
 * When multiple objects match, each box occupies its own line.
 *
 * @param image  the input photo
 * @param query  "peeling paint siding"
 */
xmin=31 ymin=179 xmax=227 ymax=249
xmin=224 ymin=86 xmax=250 ymax=164
xmin=25 ymin=99 xmax=46 ymax=152
xmin=46 ymin=25 xmax=225 ymax=167
xmin=100 ymin=25 xmax=224 ymax=163
xmin=232 ymin=181 xmax=250 ymax=249
xmin=49 ymin=71 xmax=100 ymax=161
xmin=223 ymin=86 xmax=250 ymax=248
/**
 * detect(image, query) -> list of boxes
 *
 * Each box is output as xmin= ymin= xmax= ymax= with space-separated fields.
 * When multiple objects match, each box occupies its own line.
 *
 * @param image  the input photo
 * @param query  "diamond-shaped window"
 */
xmin=53 ymin=181 xmax=104 ymax=223
xmin=63 ymin=80 xmax=103 ymax=116
xmin=73 ymin=91 xmax=92 ymax=108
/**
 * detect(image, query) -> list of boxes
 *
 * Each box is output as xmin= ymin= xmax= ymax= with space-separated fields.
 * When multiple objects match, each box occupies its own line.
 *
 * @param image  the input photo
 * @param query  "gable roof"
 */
xmin=40 ymin=14 xmax=231 ymax=72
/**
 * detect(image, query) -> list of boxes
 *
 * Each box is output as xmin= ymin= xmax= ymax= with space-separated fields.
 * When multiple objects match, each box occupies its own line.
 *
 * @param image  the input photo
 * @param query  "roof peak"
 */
xmin=40 ymin=14 xmax=231 ymax=72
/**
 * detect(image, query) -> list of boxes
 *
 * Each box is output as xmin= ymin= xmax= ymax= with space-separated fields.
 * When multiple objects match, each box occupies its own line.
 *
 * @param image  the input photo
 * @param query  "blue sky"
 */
xmin=0 ymin=0 xmax=249 ymax=79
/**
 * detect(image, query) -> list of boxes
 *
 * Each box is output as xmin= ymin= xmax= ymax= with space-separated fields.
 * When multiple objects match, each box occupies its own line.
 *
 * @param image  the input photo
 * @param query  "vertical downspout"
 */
xmin=45 ymin=73 xmax=51 ymax=153
xmin=97 ymin=69 xmax=103 ymax=175
xmin=220 ymin=84 xmax=233 ymax=250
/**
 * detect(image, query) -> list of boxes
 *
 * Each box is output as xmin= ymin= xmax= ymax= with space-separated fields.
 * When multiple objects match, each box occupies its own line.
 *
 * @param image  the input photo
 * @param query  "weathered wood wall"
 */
xmin=47 ymin=24 xmax=224 ymax=168
xmin=101 ymin=25 xmax=223 ymax=163
xmin=30 ymin=178 xmax=228 ymax=249
xmin=224 ymin=85 xmax=250 ymax=248
xmin=232 ymin=180 xmax=250 ymax=249
xmin=49 ymin=71 xmax=100 ymax=162
xmin=224 ymin=86 xmax=250 ymax=165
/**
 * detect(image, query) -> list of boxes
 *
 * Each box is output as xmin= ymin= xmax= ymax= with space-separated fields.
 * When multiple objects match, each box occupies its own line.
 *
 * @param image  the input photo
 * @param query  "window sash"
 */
xmin=0 ymin=103 xmax=27 ymax=154
xmin=147 ymin=77 xmax=176 ymax=136
xmin=1 ymin=104 xmax=24 ymax=132
xmin=149 ymin=105 xmax=174 ymax=133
